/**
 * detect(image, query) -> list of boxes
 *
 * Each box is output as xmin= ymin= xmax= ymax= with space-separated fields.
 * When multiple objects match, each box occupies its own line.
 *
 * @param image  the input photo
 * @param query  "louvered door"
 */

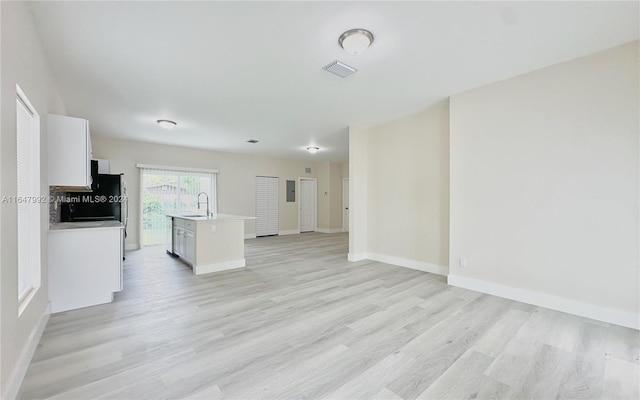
xmin=256 ymin=176 xmax=279 ymax=236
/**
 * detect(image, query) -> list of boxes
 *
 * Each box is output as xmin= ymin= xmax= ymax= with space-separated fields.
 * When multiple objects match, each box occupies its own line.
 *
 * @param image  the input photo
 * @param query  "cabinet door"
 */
xmin=180 ymin=229 xmax=187 ymax=258
xmin=48 ymin=114 xmax=91 ymax=187
xmin=49 ymin=228 xmax=121 ymax=313
xmin=172 ymin=226 xmax=179 ymax=255
xmin=184 ymin=229 xmax=196 ymax=264
xmin=174 ymin=228 xmax=184 ymax=257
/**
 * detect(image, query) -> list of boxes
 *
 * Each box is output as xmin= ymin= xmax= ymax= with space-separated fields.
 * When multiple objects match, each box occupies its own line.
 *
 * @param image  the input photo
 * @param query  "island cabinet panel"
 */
xmin=168 ymin=214 xmax=254 ymax=275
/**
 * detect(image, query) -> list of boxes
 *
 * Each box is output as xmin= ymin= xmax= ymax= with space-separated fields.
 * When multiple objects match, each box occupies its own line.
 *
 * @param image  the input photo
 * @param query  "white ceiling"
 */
xmin=28 ymin=1 xmax=639 ymax=162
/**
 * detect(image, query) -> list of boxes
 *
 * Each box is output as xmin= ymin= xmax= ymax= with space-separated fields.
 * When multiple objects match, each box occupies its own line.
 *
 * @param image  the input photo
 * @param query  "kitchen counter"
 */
xmin=50 ymin=221 xmax=124 ymax=230
xmin=168 ymin=214 xmax=254 ymax=275
xmin=166 ymin=213 xmax=256 ymax=222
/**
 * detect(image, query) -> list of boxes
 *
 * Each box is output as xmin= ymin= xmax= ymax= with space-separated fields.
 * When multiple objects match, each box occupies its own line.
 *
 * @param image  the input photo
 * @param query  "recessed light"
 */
xmin=306 ymin=147 xmax=319 ymax=154
xmin=157 ymin=119 xmax=177 ymax=130
xmin=339 ymin=28 xmax=374 ymax=55
xmin=247 ymin=139 xmax=259 ymax=143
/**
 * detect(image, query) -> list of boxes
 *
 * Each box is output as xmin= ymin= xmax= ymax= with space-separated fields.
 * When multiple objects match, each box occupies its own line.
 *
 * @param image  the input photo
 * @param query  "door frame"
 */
xmin=298 ymin=177 xmax=317 ymax=233
xmin=342 ymin=178 xmax=349 ymax=232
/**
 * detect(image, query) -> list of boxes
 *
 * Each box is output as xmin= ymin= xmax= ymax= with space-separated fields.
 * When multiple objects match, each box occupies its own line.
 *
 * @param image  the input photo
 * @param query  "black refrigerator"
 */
xmin=61 ymin=173 xmax=128 ymax=258
xmin=61 ymin=174 xmax=127 ymax=224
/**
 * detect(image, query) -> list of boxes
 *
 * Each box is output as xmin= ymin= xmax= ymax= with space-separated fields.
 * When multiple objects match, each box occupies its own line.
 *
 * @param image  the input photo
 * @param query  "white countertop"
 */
xmin=50 ymin=221 xmax=124 ymax=231
xmin=168 ymin=213 xmax=256 ymax=222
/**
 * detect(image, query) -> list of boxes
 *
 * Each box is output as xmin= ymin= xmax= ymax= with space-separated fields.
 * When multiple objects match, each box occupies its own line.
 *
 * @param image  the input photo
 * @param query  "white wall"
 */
xmin=91 ymin=136 xmax=342 ymax=247
xmin=1 ymin=2 xmax=66 ymax=398
xmin=317 ymin=161 xmax=345 ymax=233
xmin=348 ymin=126 xmax=369 ymax=260
xmin=449 ymin=41 xmax=639 ymax=328
xmin=349 ymin=101 xmax=450 ymax=274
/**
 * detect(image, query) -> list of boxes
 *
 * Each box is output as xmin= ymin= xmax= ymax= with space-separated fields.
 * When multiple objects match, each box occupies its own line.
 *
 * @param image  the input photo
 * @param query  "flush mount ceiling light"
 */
xmin=306 ymin=147 xmax=320 ymax=154
xmin=339 ymin=28 xmax=374 ymax=55
xmin=157 ymin=119 xmax=177 ymax=130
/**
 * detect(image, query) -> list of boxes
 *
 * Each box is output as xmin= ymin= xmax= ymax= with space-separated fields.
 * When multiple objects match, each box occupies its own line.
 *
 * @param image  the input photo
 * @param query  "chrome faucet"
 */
xmin=197 ymin=192 xmax=210 ymax=216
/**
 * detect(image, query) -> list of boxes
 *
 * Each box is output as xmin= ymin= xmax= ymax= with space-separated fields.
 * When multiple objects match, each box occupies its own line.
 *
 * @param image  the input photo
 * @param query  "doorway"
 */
xmin=342 ymin=178 xmax=349 ymax=232
xmin=298 ymin=178 xmax=317 ymax=233
xmin=140 ymin=167 xmax=216 ymax=247
xmin=255 ymin=176 xmax=279 ymax=236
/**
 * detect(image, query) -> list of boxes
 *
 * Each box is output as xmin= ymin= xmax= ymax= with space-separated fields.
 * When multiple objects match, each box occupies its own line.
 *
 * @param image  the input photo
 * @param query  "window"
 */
xmin=138 ymin=164 xmax=217 ymax=246
xmin=16 ymin=85 xmax=41 ymax=312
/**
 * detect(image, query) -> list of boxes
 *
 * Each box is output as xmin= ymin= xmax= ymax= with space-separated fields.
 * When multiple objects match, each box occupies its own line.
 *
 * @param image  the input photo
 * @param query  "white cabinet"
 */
xmin=48 ymin=114 xmax=93 ymax=189
xmin=49 ymin=227 xmax=123 ymax=313
xmin=173 ymin=226 xmax=184 ymax=257
xmin=172 ymin=218 xmax=196 ymax=265
xmin=184 ymin=229 xmax=196 ymax=264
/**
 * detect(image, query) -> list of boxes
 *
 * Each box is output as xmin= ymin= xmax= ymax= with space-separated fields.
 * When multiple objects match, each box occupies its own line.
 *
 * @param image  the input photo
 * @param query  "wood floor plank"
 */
xmin=417 ymin=349 xmax=495 ymax=400
xmin=16 ymin=233 xmax=640 ymax=400
xmin=602 ymin=357 xmax=640 ymax=400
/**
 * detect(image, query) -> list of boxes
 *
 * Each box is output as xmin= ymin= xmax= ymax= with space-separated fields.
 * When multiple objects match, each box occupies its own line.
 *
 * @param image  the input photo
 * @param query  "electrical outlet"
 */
xmin=211 ymin=225 xmax=217 ymax=232
xmin=459 ymin=257 xmax=467 ymax=268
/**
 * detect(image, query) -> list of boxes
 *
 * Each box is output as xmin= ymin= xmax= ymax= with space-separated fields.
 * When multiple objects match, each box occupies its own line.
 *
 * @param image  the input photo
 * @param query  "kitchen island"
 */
xmin=167 ymin=214 xmax=256 ymax=275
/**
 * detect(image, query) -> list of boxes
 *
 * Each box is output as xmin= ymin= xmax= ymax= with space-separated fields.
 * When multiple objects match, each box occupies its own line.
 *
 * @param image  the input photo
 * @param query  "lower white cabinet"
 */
xmin=173 ymin=225 xmax=195 ymax=265
xmin=48 ymin=226 xmax=123 ymax=313
xmin=184 ymin=229 xmax=195 ymax=264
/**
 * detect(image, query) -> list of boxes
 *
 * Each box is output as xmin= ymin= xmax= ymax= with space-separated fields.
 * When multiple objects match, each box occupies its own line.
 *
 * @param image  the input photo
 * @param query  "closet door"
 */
xmin=256 ymin=176 xmax=279 ymax=236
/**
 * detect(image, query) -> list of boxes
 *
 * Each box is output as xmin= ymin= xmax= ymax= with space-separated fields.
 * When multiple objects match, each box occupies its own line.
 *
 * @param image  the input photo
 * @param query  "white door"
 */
xmin=256 ymin=176 xmax=279 ymax=236
xmin=299 ymin=178 xmax=317 ymax=232
xmin=343 ymin=178 xmax=349 ymax=232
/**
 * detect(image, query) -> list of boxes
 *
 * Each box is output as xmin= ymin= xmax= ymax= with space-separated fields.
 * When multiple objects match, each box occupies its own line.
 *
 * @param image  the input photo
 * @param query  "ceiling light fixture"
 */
xmin=157 ymin=119 xmax=177 ymax=130
xmin=339 ymin=28 xmax=374 ymax=55
xmin=307 ymin=146 xmax=320 ymax=154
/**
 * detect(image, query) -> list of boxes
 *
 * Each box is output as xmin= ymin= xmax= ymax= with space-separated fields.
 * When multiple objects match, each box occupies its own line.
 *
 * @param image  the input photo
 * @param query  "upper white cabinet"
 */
xmin=48 ymin=114 xmax=93 ymax=189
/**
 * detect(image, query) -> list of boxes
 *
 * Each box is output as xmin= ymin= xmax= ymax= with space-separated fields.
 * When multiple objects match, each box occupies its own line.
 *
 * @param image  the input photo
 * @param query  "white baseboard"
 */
xmin=278 ymin=230 xmax=300 ymax=236
xmin=4 ymin=302 xmax=50 ymax=400
xmin=244 ymin=233 xmax=257 ymax=239
xmin=194 ymin=259 xmax=245 ymax=275
xmin=448 ymin=274 xmax=640 ymax=330
xmin=366 ymin=252 xmax=449 ymax=276
xmin=348 ymin=253 xmax=368 ymax=262
xmin=125 ymin=243 xmax=139 ymax=251
xmin=316 ymin=228 xmax=343 ymax=234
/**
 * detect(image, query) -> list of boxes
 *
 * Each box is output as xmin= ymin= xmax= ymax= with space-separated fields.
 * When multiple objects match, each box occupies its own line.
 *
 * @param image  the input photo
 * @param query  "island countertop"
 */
xmin=167 ymin=213 xmax=256 ymax=222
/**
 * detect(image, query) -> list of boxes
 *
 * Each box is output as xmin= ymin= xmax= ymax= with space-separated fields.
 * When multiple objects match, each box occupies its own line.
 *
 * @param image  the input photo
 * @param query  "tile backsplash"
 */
xmin=49 ymin=188 xmax=65 ymax=225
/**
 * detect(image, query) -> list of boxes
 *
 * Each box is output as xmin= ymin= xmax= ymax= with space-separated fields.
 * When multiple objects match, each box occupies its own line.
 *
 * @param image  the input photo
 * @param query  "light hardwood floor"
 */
xmin=18 ymin=233 xmax=640 ymax=399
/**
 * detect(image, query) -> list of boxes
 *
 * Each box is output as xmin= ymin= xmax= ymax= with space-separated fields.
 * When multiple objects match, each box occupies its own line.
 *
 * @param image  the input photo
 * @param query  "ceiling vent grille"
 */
xmin=323 ymin=60 xmax=358 ymax=78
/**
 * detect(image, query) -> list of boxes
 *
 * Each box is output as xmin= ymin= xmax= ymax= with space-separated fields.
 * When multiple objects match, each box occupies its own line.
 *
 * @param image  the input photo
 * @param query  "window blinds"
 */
xmin=139 ymin=165 xmax=217 ymax=246
xmin=16 ymin=89 xmax=41 ymax=304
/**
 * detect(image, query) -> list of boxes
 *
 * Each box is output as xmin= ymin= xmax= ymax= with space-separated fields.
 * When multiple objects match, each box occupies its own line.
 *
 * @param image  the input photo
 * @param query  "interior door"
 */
xmin=299 ymin=178 xmax=316 ymax=232
xmin=343 ymin=178 xmax=349 ymax=232
xmin=256 ymin=176 xmax=279 ymax=236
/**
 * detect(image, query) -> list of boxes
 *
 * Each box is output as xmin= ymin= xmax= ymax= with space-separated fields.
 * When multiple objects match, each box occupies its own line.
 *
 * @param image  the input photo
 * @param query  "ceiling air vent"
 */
xmin=323 ymin=60 xmax=358 ymax=78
